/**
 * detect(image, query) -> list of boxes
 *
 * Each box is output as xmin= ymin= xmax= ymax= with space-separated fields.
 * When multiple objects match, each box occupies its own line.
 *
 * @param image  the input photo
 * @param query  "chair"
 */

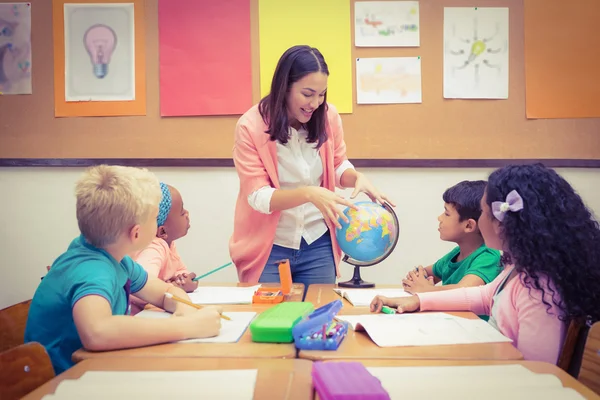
xmin=0 ymin=342 xmax=55 ymax=400
xmin=0 ymin=299 xmax=32 ymax=353
xmin=557 ymin=318 xmax=588 ymax=376
xmin=578 ymin=321 xmax=600 ymax=395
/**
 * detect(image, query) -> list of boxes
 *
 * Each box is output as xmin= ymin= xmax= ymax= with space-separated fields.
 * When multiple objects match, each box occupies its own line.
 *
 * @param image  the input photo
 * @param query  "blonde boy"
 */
xmin=25 ymin=165 xmax=221 ymax=374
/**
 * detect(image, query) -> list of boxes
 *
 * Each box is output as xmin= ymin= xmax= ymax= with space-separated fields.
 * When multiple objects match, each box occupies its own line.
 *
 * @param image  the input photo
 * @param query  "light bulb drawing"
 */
xmin=83 ymin=24 xmax=117 ymax=79
xmin=446 ymin=17 xmax=506 ymax=88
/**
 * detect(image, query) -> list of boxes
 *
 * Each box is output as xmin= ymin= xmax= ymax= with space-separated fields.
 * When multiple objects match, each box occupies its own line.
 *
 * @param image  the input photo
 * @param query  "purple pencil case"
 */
xmin=312 ymin=361 xmax=391 ymax=400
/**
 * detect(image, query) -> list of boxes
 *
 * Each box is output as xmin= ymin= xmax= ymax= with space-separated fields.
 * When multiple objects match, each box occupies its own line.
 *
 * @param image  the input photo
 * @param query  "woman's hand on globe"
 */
xmin=351 ymin=172 xmax=395 ymax=206
xmin=306 ymin=187 xmax=358 ymax=229
xmin=370 ymin=295 xmax=421 ymax=314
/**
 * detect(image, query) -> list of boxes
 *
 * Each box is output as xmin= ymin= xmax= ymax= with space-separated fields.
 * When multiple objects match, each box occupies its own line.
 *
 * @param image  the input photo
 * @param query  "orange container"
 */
xmin=252 ymin=259 xmax=292 ymax=304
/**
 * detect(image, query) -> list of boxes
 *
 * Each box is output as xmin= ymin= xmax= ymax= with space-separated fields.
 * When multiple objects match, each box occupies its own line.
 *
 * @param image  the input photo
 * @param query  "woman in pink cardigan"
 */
xmin=230 ymin=45 xmax=392 ymax=289
xmin=371 ymin=164 xmax=600 ymax=364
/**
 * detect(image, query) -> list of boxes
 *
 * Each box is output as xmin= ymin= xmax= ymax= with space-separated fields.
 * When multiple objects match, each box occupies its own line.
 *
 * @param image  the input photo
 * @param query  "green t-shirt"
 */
xmin=433 ymin=245 xmax=501 ymax=321
xmin=433 ymin=245 xmax=501 ymax=286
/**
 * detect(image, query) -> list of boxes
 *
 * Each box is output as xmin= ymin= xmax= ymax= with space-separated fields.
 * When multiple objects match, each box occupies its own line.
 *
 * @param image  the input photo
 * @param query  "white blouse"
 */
xmin=248 ymin=126 xmax=354 ymax=250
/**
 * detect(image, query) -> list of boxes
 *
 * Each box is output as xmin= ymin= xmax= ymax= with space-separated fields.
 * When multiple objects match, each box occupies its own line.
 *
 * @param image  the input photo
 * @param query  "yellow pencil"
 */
xmin=164 ymin=292 xmax=231 ymax=321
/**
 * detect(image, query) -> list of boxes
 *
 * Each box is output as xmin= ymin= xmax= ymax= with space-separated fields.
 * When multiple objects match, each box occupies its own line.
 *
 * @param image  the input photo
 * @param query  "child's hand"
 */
xmin=182 ymin=306 xmax=222 ymax=338
xmin=169 ymin=273 xmax=199 ymax=293
xmin=370 ymin=295 xmax=420 ymax=314
xmin=404 ymin=265 xmax=428 ymax=281
xmin=181 ymin=273 xmax=198 ymax=292
xmin=403 ymin=266 xmax=434 ymax=294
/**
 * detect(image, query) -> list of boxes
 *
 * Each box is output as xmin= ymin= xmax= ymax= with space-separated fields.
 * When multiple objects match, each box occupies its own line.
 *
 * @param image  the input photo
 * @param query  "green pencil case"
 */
xmin=250 ymin=302 xmax=315 ymax=343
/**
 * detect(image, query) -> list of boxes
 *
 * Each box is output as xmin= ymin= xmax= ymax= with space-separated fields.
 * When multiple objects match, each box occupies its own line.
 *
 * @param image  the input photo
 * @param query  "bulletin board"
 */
xmin=0 ymin=0 xmax=599 ymax=165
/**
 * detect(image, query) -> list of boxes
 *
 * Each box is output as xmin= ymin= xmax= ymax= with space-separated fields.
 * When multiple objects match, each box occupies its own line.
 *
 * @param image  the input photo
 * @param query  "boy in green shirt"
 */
xmin=403 ymin=180 xmax=501 ymax=296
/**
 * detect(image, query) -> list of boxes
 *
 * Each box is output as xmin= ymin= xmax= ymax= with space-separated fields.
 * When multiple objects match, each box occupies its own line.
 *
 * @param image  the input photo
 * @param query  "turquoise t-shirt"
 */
xmin=433 ymin=245 xmax=501 ymax=286
xmin=24 ymin=235 xmax=148 ymax=374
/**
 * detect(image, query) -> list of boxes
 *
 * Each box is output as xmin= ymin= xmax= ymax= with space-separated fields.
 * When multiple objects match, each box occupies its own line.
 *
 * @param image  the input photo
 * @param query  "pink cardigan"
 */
xmin=229 ymin=103 xmax=348 ymax=283
xmin=133 ymin=237 xmax=188 ymax=281
xmin=417 ymin=267 xmax=567 ymax=364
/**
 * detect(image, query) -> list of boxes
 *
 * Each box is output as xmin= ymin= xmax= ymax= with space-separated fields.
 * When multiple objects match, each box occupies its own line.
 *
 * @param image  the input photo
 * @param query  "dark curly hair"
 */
xmin=485 ymin=163 xmax=600 ymax=324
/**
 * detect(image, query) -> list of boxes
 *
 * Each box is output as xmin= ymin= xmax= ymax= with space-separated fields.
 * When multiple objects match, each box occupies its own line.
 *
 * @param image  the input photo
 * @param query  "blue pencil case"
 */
xmin=292 ymin=299 xmax=348 ymax=350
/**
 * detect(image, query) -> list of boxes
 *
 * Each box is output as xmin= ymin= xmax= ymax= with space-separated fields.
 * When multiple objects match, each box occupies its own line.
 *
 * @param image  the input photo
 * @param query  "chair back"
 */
xmin=0 ymin=299 xmax=32 ymax=353
xmin=0 ymin=342 xmax=55 ymax=400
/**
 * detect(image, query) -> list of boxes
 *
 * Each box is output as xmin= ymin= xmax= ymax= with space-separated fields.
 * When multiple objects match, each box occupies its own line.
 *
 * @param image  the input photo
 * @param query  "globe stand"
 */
xmin=338 ymin=260 xmax=375 ymax=288
xmin=337 ymin=202 xmax=400 ymax=290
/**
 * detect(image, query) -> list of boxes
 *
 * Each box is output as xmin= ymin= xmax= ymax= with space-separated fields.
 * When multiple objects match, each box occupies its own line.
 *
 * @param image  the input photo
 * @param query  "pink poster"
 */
xmin=158 ymin=0 xmax=252 ymax=116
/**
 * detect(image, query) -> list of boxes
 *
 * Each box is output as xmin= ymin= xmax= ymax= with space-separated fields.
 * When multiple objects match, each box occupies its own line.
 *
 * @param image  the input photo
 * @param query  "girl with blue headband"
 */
xmin=131 ymin=183 xmax=195 ymax=313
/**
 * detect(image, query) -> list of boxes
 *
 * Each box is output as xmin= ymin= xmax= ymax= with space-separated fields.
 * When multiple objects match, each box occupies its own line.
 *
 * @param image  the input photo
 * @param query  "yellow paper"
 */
xmin=258 ymin=0 xmax=353 ymax=113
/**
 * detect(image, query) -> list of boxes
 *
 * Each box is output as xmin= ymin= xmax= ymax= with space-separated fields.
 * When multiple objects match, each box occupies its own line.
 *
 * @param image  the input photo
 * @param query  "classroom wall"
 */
xmin=1 ymin=0 xmax=599 ymax=160
xmin=1 ymin=166 xmax=599 ymax=309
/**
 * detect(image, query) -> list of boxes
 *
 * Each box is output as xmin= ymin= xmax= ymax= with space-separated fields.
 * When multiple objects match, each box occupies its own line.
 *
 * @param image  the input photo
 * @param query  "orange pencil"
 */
xmin=164 ymin=292 xmax=231 ymax=321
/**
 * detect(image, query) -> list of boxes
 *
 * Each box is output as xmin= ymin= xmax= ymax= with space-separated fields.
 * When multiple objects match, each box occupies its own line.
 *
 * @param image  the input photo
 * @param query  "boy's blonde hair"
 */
xmin=75 ymin=165 xmax=162 ymax=247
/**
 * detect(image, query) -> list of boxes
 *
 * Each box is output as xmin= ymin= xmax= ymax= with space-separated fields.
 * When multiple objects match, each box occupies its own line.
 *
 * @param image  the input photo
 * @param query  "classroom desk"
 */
xmin=300 ymin=284 xmax=523 ymax=361
xmin=72 ymin=286 xmax=304 ymax=362
xmin=22 ymin=358 xmax=313 ymax=400
xmin=318 ymin=360 xmax=600 ymax=400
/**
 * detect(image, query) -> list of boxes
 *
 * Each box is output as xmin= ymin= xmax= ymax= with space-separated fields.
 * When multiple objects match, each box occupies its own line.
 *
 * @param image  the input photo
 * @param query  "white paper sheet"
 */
xmin=336 ymin=313 xmax=513 ymax=347
xmin=336 ymin=312 xmax=458 ymax=329
xmin=356 ymin=57 xmax=422 ymax=104
xmin=136 ymin=310 xmax=256 ymax=343
xmin=42 ymin=370 xmax=257 ymax=400
xmin=333 ymin=288 xmax=411 ymax=307
xmin=443 ymin=7 xmax=509 ymax=99
xmin=355 ymin=1 xmax=420 ymax=47
xmin=364 ymin=366 xmax=584 ymax=400
xmin=188 ymin=285 xmax=261 ymax=305
xmin=64 ymin=3 xmax=135 ymax=101
xmin=0 ymin=3 xmax=32 ymax=95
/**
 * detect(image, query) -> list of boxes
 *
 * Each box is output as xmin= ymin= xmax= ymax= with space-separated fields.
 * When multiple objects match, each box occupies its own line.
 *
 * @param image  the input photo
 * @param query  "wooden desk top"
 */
xmin=320 ymin=360 xmax=600 ymax=399
xmin=301 ymin=284 xmax=523 ymax=361
xmin=22 ymin=358 xmax=313 ymax=400
xmin=72 ymin=301 xmax=300 ymax=362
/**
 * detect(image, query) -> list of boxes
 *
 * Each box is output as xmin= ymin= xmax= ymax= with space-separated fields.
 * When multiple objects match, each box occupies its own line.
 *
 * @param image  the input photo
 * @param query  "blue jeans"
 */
xmin=259 ymin=232 xmax=336 ymax=298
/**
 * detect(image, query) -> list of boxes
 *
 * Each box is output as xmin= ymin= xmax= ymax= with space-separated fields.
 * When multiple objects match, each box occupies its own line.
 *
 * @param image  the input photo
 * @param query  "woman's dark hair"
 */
xmin=486 ymin=163 xmax=600 ymax=323
xmin=443 ymin=180 xmax=487 ymax=221
xmin=258 ymin=45 xmax=329 ymax=148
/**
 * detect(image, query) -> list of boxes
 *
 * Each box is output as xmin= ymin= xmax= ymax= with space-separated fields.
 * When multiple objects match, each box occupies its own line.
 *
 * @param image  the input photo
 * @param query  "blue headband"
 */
xmin=157 ymin=182 xmax=172 ymax=226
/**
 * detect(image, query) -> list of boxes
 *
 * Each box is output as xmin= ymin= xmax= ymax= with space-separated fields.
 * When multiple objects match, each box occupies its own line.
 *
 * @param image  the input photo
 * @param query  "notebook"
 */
xmin=41 ymin=370 xmax=257 ymax=399
xmin=332 ymin=288 xmax=411 ymax=307
xmin=136 ymin=310 xmax=256 ymax=343
xmin=335 ymin=313 xmax=512 ymax=347
xmin=364 ymin=365 xmax=585 ymax=399
xmin=188 ymin=285 xmax=261 ymax=304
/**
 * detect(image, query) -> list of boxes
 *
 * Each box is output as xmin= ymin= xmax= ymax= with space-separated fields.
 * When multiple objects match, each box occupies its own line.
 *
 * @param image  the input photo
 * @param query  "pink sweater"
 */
xmin=417 ymin=267 xmax=567 ymax=364
xmin=230 ymin=103 xmax=349 ymax=283
xmin=133 ymin=237 xmax=188 ymax=280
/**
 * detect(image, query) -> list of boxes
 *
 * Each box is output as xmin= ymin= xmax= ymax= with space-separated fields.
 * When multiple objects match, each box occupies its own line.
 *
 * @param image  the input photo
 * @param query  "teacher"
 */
xmin=230 ymin=45 xmax=393 ymax=288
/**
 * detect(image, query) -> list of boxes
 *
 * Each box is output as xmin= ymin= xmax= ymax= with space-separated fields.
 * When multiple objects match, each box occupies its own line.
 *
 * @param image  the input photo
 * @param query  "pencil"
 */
xmin=192 ymin=262 xmax=233 ymax=281
xmin=164 ymin=292 xmax=231 ymax=321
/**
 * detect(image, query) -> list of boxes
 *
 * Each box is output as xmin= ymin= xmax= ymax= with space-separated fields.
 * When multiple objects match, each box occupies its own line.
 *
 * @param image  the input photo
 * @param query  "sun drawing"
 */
xmin=446 ymin=17 xmax=507 ymax=87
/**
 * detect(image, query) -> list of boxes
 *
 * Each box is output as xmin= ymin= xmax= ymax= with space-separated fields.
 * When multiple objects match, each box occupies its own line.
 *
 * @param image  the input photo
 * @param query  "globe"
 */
xmin=335 ymin=201 xmax=399 ymax=288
